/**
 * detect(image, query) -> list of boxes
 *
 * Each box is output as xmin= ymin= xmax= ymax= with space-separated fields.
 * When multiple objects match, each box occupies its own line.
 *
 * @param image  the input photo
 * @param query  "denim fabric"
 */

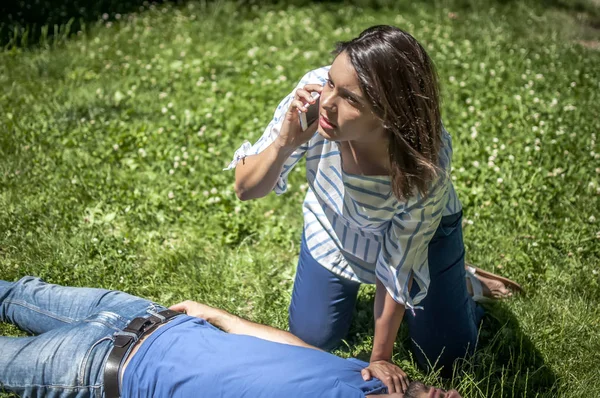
xmin=0 ymin=277 xmax=166 ymax=398
xmin=288 ymin=212 xmax=483 ymax=374
xmin=289 ymin=232 xmax=361 ymax=351
xmin=404 ymin=211 xmax=484 ymax=375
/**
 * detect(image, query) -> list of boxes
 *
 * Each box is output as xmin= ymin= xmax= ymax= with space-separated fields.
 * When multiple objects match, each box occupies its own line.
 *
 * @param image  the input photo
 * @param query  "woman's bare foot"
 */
xmin=465 ymin=264 xmax=523 ymax=301
xmin=466 ymin=273 xmax=512 ymax=299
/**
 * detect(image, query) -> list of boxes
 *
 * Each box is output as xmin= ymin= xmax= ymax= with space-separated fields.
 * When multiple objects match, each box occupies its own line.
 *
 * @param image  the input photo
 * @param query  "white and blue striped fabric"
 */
xmin=227 ymin=67 xmax=462 ymax=312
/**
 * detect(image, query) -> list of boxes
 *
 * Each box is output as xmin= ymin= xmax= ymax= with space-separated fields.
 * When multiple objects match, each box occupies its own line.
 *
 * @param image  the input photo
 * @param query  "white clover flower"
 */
xmin=459 ymin=81 xmax=466 ymax=87
xmin=473 ymin=161 xmax=480 ymax=167
xmin=497 ymin=177 xmax=503 ymax=184
xmin=169 ymin=169 xmax=175 ymax=175
xmin=210 ymin=187 xmax=218 ymax=195
xmin=449 ymin=76 xmax=456 ymax=82
xmin=589 ymin=215 xmax=596 ymax=223
xmin=203 ymin=190 xmax=209 ymax=196
xmin=168 ymin=191 xmax=175 ymax=199
xmin=159 ymin=92 xmax=168 ymax=99
xmin=514 ymin=95 xmax=521 ymax=101
xmin=113 ymin=144 xmax=119 ymax=150
xmin=570 ymin=82 xmax=576 ymax=87
xmin=161 ymin=107 xmax=167 ymax=114
xmin=468 ymin=106 xmax=475 ymax=113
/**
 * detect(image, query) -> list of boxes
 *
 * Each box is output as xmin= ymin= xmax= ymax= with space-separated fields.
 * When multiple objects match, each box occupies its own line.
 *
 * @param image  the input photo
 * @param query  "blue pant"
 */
xmin=289 ymin=211 xmax=484 ymax=373
xmin=0 ymin=277 xmax=167 ymax=398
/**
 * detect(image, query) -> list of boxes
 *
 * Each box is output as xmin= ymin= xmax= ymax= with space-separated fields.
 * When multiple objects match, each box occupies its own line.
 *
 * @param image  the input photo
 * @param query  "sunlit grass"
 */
xmin=1 ymin=1 xmax=599 ymax=397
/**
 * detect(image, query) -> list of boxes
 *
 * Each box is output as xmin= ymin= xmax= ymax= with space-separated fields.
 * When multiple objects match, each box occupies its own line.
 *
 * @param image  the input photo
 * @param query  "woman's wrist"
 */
xmin=273 ymin=135 xmax=298 ymax=155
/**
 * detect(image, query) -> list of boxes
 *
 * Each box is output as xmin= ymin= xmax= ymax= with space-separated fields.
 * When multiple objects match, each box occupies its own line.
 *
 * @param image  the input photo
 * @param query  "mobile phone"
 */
xmin=299 ymin=93 xmax=320 ymax=131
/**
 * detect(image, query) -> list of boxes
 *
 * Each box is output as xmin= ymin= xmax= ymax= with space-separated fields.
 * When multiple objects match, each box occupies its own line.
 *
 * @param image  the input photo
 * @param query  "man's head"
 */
xmin=403 ymin=381 xmax=462 ymax=398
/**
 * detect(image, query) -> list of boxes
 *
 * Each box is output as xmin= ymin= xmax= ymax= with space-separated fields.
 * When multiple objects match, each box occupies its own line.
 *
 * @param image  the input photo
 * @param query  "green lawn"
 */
xmin=1 ymin=0 xmax=599 ymax=397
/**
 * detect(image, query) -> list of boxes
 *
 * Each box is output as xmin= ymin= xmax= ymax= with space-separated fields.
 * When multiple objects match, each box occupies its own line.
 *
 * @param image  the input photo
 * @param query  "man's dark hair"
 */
xmin=405 ymin=380 xmax=428 ymax=398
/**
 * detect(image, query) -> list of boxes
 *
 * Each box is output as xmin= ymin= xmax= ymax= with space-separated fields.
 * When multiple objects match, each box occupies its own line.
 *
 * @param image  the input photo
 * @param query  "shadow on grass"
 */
xmin=341 ymin=294 xmax=558 ymax=397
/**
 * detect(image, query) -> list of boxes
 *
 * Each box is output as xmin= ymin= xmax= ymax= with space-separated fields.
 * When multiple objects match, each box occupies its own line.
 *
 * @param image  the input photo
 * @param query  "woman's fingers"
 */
xmin=399 ymin=373 xmax=409 ymax=393
xmin=392 ymin=375 xmax=402 ymax=394
xmin=295 ymin=88 xmax=317 ymax=105
xmin=302 ymin=83 xmax=324 ymax=94
xmin=290 ymin=99 xmax=309 ymax=112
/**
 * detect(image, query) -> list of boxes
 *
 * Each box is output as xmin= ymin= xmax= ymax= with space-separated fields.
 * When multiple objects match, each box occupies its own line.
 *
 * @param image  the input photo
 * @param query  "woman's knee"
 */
xmin=288 ymin=310 xmax=346 ymax=350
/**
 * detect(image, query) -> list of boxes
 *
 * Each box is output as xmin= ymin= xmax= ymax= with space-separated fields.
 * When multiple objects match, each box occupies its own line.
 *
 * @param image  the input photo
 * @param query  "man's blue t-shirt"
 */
xmin=122 ymin=315 xmax=387 ymax=397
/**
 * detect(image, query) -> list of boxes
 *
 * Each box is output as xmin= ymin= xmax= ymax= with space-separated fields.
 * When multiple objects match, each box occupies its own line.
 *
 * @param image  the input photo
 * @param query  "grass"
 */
xmin=1 ymin=0 xmax=599 ymax=396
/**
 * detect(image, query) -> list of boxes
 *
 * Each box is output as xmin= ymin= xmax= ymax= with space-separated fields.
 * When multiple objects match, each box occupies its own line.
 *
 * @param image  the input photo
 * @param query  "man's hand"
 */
xmin=361 ymin=360 xmax=409 ymax=394
xmin=169 ymin=300 xmax=228 ymax=325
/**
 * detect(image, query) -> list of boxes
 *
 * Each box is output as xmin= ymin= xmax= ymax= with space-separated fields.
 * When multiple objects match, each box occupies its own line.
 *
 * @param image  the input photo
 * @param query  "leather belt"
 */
xmin=103 ymin=309 xmax=182 ymax=398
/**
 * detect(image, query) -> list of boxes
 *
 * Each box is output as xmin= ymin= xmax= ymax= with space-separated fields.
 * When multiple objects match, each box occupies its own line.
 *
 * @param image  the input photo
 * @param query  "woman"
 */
xmin=230 ymin=25 xmax=520 ymax=389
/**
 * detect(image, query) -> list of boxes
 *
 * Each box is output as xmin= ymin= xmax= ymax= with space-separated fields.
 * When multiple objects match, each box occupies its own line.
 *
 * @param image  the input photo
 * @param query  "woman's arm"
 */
xmin=234 ymin=83 xmax=322 ymax=201
xmin=169 ymin=300 xmax=320 ymax=350
xmin=359 ymin=278 xmax=410 ymax=394
xmin=234 ymin=139 xmax=296 ymax=201
xmin=371 ymin=278 xmax=406 ymax=362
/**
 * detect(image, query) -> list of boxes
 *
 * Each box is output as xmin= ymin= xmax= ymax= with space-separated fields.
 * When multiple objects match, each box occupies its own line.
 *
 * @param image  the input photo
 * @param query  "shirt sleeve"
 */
xmin=375 ymin=177 xmax=450 ymax=312
xmin=224 ymin=67 xmax=329 ymax=195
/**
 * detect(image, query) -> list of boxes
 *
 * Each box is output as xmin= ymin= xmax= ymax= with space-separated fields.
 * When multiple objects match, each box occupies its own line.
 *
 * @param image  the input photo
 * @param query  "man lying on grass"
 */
xmin=0 ymin=276 xmax=461 ymax=398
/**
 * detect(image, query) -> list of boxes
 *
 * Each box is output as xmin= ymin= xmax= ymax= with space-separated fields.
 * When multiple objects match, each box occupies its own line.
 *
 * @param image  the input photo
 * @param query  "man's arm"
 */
xmin=169 ymin=300 xmax=321 ymax=351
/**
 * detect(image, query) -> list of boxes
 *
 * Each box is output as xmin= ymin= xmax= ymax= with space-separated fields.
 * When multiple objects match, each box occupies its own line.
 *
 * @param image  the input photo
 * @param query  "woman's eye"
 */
xmin=345 ymin=95 xmax=357 ymax=104
xmin=326 ymin=78 xmax=334 ymax=88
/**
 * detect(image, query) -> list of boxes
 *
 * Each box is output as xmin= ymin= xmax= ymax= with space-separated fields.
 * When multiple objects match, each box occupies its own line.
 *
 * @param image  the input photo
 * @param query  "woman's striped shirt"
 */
xmin=227 ymin=67 xmax=462 ymax=312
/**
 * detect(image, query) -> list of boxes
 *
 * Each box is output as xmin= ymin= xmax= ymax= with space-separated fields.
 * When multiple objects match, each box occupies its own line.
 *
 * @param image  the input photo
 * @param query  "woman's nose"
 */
xmin=320 ymin=91 xmax=337 ymax=113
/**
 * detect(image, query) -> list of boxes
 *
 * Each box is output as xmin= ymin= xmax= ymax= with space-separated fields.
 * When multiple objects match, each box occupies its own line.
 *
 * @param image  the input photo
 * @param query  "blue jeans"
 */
xmin=0 ymin=276 xmax=167 ymax=398
xmin=289 ymin=211 xmax=484 ymax=374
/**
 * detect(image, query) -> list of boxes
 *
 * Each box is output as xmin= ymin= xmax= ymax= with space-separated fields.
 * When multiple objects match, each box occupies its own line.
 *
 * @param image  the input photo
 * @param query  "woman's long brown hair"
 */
xmin=335 ymin=25 xmax=443 ymax=201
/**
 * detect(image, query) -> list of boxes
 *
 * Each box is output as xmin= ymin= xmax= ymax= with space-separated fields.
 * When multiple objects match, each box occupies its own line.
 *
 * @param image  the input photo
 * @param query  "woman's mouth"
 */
xmin=319 ymin=114 xmax=336 ymax=130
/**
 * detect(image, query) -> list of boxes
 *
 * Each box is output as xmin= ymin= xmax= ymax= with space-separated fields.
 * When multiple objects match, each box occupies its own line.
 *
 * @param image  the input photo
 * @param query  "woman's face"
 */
xmin=317 ymin=51 xmax=385 ymax=144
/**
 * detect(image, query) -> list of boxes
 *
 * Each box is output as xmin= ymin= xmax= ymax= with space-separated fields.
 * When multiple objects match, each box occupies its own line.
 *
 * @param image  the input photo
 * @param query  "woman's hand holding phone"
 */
xmin=275 ymin=84 xmax=323 ymax=152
